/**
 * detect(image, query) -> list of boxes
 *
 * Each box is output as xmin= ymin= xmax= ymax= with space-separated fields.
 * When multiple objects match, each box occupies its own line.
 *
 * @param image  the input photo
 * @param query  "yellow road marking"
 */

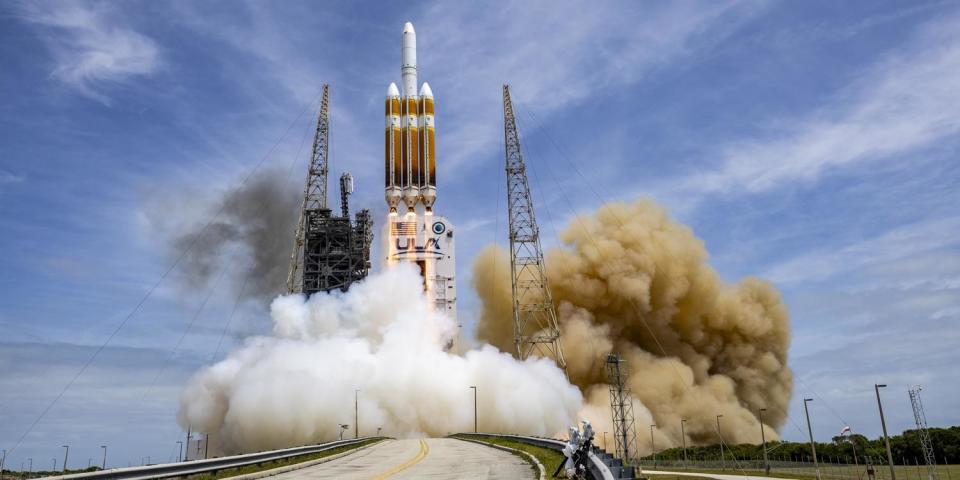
xmin=369 ymin=439 xmax=430 ymax=480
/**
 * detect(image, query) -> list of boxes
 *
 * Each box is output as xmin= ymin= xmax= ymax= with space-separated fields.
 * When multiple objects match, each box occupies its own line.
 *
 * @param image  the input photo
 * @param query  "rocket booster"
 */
xmin=385 ymin=22 xmax=437 ymax=214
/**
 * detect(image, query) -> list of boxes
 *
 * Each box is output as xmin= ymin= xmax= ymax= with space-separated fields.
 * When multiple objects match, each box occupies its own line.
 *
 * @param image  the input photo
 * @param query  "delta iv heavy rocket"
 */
xmin=384 ymin=22 xmax=457 ymax=322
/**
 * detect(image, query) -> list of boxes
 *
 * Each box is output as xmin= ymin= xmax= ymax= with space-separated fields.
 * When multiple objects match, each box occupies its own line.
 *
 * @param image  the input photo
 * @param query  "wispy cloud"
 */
xmin=688 ymin=13 xmax=960 ymax=194
xmin=764 ymin=216 xmax=960 ymax=284
xmin=0 ymin=169 xmax=25 ymax=184
xmin=421 ymin=0 xmax=767 ymax=176
xmin=19 ymin=1 xmax=161 ymax=104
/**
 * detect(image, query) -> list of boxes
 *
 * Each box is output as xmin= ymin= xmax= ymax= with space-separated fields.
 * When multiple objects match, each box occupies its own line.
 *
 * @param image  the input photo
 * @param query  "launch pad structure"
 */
xmin=607 ymin=353 xmax=638 ymax=466
xmin=287 ymin=85 xmax=373 ymax=296
xmin=502 ymin=85 xmax=567 ymax=370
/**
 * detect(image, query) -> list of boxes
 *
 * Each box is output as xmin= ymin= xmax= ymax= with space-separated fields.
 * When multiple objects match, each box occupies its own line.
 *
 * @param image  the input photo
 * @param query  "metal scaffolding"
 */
xmin=501 ymin=85 xmax=566 ymax=369
xmin=607 ymin=353 xmax=638 ymax=465
xmin=908 ymin=386 xmax=937 ymax=480
xmin=287 ymin=85 xmax=373 ymax=295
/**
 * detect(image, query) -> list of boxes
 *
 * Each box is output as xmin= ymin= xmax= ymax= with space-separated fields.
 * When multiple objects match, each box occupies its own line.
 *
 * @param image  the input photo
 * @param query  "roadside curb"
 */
xmin=454 ymin=436 xmax=546 ymax=480
xmin=226 ymin=439 xmax=387 ymax=479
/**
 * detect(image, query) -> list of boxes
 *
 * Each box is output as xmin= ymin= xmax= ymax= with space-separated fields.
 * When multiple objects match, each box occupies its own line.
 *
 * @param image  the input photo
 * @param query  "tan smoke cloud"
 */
xmin=473 ymin=199 xmax=792 ymax=454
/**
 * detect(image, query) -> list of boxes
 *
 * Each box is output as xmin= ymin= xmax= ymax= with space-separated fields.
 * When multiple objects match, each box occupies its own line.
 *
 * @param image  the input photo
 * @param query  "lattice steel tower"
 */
xmin=501 ymin=85 xmax=566 ymax=369
xmin=606 ymin=353 xmax=638 ymax=464
xmin=287 ymin=85 xmax=373 ymax=295
xmin=908 ymin=386 xmax=938 ymax=480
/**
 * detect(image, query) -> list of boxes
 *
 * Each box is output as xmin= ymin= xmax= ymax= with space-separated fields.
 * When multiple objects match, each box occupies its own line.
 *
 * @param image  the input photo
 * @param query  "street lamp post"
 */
xmin=62 ymin=445 xmax=69 ymax=473
xmin=650 ymin=424 xmax=657 ymax=468
xmin=177 ymin=441 xmax=184 ymax=462
xmin=28 ymin=457 xmax=33 ymax=477
xmin=760 ymin=408 xmax=770 ymax=475
xmin=355 ymin=389 xmax=360 ymax=439
xmin=717 ymin=414 xmax=725 ymax=470
xmin=52 ymin=459 xmax=57 ymax=472
xmin=469 ymin=386 xmax=478 ymax=433
xmin=875 ymin=384 xmax=896 ymax=480
xmin=1 ymin=448 xmax=6 ymax=477
xmin=339 ymin=424 xmax=349 ymax=441
xmin=101 ymin=446 xmax=107 ymax=470
xmin=185 ymin=426 xmax=192 ymax=462
xmin=680 ymin=419 xmax=688 ymax=468
xmin=803 ymin=398 xmax=822 ymax=480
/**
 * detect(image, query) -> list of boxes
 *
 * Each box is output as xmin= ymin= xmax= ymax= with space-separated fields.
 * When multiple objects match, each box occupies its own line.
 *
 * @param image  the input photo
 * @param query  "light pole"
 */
xmin=28 ymin=457 xmax=33 ymax=477
xmin=101 ymin=446 xmax=107 ymax=470
xmin=355 ymin=389 xmax=360 ymax=439
xmin=803 ymin=398 xmax=822 ymax=480
xmin=760 ymin=408 xmax=770 ymax=475
xmin=52 ymin=459 xmax=57 ymax=472
xmin=185 ymin=426 xmax=192 ymax=461
xmin=680 ymin=419 xmax=688 ymax=468
xmin=62 ymin=445 xmax=69 ymax=473
xmin=650 ymin=424 xmax=657 ymax=468
xmin=469 ymin=386 xmax=478 ymax=433
xmin=177 ymin=441 xmax=184 ymax=462
xmin=1 ymin=448 xmax=5 ymax=477
xmin=875 ymin=384 xmax=896 ymax=480
xmin=339 ymin=424 xmax=349 ymax=441
xmin=716 ymin=414 xmax=725 ymax=470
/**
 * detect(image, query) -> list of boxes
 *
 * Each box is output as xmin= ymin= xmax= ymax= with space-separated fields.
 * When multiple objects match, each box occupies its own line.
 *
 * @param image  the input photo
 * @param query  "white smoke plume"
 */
xmin=473 ymin=199 xmax=793 ymax=455
xmin=178 ymin=265 xmax=581 ymax=454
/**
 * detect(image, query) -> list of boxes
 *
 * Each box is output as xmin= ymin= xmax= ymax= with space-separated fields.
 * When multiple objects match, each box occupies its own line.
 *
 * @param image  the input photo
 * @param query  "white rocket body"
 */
xmin=384 ymin=22 xmax=456 ymax=327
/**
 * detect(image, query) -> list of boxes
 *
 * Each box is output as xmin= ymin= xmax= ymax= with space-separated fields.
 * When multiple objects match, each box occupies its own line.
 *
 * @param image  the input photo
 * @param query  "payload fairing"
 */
xmin=384 ymin=22 xmax=456 ymax=321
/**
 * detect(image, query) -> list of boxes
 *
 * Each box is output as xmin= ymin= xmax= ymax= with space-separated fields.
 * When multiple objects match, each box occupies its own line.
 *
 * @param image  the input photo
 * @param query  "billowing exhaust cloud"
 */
xmin=152 ymin=170 xmax=299 ymax=302
xmin=178 ymin=265 xmax=581 ymax=454
xmin=473 ymin=199 xmax=793 ymax=453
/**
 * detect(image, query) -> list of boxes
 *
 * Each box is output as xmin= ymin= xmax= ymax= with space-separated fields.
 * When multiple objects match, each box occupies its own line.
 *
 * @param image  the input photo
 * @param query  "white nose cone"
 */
xmin=387 ymin=82 xmax=399 ymax=97
xmin=419 ymin=82 xmax=433 ymax=98
xmin=401 ymin=22 xmax=417 ymax=97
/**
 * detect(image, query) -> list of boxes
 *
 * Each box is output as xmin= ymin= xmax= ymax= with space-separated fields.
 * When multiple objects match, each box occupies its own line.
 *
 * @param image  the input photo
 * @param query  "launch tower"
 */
xmin=502 ymin=85 xmax=566 ymax=369
xmin=383 ymin=23 xmax=456 ymax=320
xmin=287 ymin=85 xmax=373 ymax=295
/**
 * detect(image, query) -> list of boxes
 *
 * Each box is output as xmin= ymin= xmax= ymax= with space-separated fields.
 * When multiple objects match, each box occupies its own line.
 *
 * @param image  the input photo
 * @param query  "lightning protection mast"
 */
xmin=908 ymin=386 xmax=938 ymax=480
xmin=502 ymin=85 xmax=566 ymax=370
xmin=287 ymin=84 xmax=331 ymax=294
xmin=606 ymin=353 xmax=639 ymax=467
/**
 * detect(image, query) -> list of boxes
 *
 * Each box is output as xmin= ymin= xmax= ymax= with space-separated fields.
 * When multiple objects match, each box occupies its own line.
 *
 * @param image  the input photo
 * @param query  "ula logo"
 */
xmin=394 ymin=237 xmax=443 ymax=258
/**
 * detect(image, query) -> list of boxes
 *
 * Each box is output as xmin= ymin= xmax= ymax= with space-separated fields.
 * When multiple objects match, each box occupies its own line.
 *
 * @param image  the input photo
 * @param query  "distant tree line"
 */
xmin=647 ymin=426 xmax=960 ymax=465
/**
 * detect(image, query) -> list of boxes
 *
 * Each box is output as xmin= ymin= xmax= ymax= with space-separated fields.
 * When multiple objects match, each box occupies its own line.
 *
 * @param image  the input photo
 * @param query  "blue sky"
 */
xmin=2 ymin=0 xmax=959 ymax=470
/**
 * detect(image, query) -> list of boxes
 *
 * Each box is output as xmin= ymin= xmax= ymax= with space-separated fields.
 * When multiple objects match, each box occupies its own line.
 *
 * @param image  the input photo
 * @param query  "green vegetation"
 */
xmin=645 ymin=426 xmax=960 ymax=466
xmin=0 ymin=441 xmax=380 ymax=479
xmin=454 ymin=434 xmax=565 ymax=478
xmin=181 ymin=438 xmax=382 ymax=479
xmin=1 ymin=466 xmax=101 ymax=479
xmin=643 ymin=464 xmax=960 ymax=480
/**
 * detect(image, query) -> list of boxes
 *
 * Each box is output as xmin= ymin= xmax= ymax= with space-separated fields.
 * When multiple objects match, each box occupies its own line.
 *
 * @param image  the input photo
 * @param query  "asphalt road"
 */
xmin=269 ymin=438 xmax=535 ymax=479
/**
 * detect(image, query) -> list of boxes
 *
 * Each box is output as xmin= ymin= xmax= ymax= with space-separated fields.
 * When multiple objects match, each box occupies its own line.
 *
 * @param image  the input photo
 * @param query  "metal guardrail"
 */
xmin=457 ymin=432 xmax=629 ymax=480
xmin=37 ymin=437 xmax=379 ymax=480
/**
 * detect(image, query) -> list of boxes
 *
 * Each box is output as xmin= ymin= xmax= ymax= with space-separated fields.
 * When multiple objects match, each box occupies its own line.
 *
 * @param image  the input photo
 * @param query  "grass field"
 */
xmin=643 ymin=463 xmax=960 ymax=480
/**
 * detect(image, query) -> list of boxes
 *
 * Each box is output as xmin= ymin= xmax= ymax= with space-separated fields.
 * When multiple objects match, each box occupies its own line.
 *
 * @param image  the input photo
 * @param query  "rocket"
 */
xmin=385 ymin=22 xmax=436 ymax=214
